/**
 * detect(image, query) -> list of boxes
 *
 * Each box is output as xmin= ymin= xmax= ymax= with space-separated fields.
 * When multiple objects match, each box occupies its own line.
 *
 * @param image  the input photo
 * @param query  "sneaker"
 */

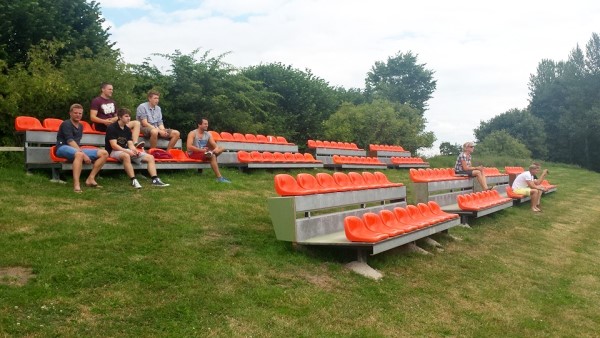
xmin=152 ymin=178 xmax=170 ymax=187
xmin=205 ymin=150 xmax=214 ymax=158
xmin=134 ymin=141 xmax=145 ymax=149
xmin=132 ymin=178 xmax=142 ymax=189
xmin=216 ymin=176 xmax=231 ymax=183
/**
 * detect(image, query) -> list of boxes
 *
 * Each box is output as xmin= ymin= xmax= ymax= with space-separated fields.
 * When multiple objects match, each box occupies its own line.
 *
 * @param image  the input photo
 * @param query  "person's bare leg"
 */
xmin=531 ymin=190 xmax=541 ymax=212
xmin=120 ymin=153 xmax=135 ymax=178
xmin=72 ymin=152 xmax=84 ymax=191
xmin=86 ymin=150 xmax=108 ymax=186
xmin=167 ymin=130 xmax=180 ymax=150
xmin=210 ymin=156 xmax=222 ymax=178
xmin=473 ymin=169 xmax=488 ymax=190
xmin=128 ymin=120 xmax=141 ymax=143
xmin=149 ymin=129 xmax=159 ymax=149
xmin=144 ymin=155 xmax=157 ymax=177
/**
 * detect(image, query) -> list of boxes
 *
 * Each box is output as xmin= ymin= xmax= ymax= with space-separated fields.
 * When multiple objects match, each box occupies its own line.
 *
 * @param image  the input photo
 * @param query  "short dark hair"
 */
xmin=197 ymin=116 xmax=208 ymax=125
xmin=100 ymin=82 xmax=112 ymax=90
xmin=117 ymin=108 xmax=131 ymax=119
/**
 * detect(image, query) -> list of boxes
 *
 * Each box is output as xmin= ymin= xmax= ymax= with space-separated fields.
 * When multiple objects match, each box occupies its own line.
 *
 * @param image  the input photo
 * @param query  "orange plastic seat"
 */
xmin=332 ymin=172 xmax=357 ymax=191
xmin=233 ymin=133 xmax=248 ymax=142
xmin=362 ymin=212 xmax=404 ymax=236
xmin=427 ymin=201 xmax=459 ymax=221
xmin=209 ymin=131 xmax=221 ymax=141
xmin=256 ymin=134 xmax=268 ymax=143
xmin=276 ymin=136 xmax=290 ymax=144
xmin=361 ymin=172 xmax=382 ymax=188
xmin=169 ymin=149 xmax=201 ymax=162
xmin=250 ymin=151 xmax=265 ymax=162
xmin=417 ymin=203 xmax=446 ymax=224
xmin=293 ymin=152 xmax=307 ymax=162
xmin=378 ymin=210 xmax=407 ymax=234
xmin=43 ymin=118 xmax=63 ymax=131
xmin=406 ymin=205 xmax=436 ymax=227
xmin=284 ymin=152 xmax=295 ymax=162
xmin=307 ymin=139 xmax=317 ymax=148
xmin=220 ymin=132 xmax=235 ymax=141
xmin=457 ymin=194 xmax=479 ymax=211
xmin=15 ymin=116 xmax=52 ymax=132
xmin=315 ymin=172 xmax=348 ymax=192
xmin=274 ymin=174 xmax=317 ymax=196
xmin=49 ymin=146 xmax=67 ymax=163
xmin=297 ymin=173 xmax=337 ymax=193
xmin=332 ymin=155 xmax=343 ymax=164
xmin=392 ymin=207 xmax=423 ymax=232
xmin=373 ymin=171 xmax=404 ymax=187
xmin=245 ymin=134 xmax=258 ymax=143
xmin=80 ymin=121 xmax=104 ymax=134
xmin=348 ymin=172 xmax=371 ymax=189
xmin=323 ymin=141 xmax=332 ymax=148
xmin=344 ymin=216 xmax=389 ymax=243
xmin=303 ymin=153 xmax=320 ymax=163
xmin=273 ymin=152 xmax=285 ymax=162
xmin=262 ymin=151 xmax=275 ymax=162
xmin=315 ymin=140 xmax=324 ymax=148
xmin=505 ymin=186 xmax=525 ymax=199
xmin=237 ymin=151 xmax=252 ymax=163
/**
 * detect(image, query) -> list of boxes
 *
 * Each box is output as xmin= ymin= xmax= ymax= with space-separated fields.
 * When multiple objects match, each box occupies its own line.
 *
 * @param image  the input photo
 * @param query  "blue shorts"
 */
xmin=56 ymin=145 xmax=99 ymax=161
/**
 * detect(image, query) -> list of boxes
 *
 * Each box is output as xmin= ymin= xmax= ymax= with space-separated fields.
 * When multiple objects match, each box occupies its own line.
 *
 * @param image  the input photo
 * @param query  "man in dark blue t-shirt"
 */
xmin=56 ymin=103 xmax=108 ymax=193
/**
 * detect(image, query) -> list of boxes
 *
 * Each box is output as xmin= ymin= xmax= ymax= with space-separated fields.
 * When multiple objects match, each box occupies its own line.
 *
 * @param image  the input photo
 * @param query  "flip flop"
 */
xmin=85 ymin=183 xmax=103 ymax=188
xmin=74 ymin=188 xmax=83 ymax=193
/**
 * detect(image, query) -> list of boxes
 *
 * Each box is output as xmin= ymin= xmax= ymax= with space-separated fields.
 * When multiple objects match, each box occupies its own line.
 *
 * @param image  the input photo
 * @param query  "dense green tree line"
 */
xmin=0 ymin=0 xmax=437 ymax=152
xmin=474 ymin=33 xmax=600 ymax=172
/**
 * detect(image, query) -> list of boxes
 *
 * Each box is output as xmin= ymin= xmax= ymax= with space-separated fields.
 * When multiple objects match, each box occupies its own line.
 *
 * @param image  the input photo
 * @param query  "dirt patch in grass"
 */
xmin=0 ymin=266 xmax=35 ymax=286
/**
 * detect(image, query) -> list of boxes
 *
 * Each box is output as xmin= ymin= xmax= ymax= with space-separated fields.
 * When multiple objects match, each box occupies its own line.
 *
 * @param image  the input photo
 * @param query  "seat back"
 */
xmin=209 ymin=131 xmax=221 ymax=141
xmin=332 ymin=172 xmax=353 ymax=190
xmin=256 ymin=134 xmax=268 ymax=143
xmin=296 ymin=173 xmax=321 ymax=191
xmin=262 ymin=151 xmax=274 ymax=162
xmin=43 ymin=118 xmax=63 ymax=131
xmin=276 ymin=136 xmax=289 ymax=144
xmin=233 ymin=133 xmax=247 ymax=142
xmin=237 ymin=151 xmax=252 ymax=163
xmin=274 ymin=174 xmax=315 ymax=196
xmin=245 ymin=134 xmax=258 ymax=142
xmin=220 ymin=132 xmax=234 ymax=141
xmin=15 ymin=116 xmax=50 ymax=131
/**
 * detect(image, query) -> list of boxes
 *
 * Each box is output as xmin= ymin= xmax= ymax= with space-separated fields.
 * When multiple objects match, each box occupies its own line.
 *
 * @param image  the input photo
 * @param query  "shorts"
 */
xmin=188 ymin=150 xmax=212 ymax=161
xmin=56 ymin=145 xmax=100 ymax=161
xmin=455 ymin=169 xmax=474 ymax=177
xmin=513 ymin=187 xmax=532 ymax=196
xmin=141 ymin=127 xmax=172 ymax=138
xmin=110 ymin=150 xmax=148 ymax=164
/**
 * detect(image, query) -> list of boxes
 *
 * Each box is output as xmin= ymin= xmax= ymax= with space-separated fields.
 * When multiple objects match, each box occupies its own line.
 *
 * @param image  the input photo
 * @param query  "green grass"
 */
xmin=1 ymin=154 xmax=599 ymax=337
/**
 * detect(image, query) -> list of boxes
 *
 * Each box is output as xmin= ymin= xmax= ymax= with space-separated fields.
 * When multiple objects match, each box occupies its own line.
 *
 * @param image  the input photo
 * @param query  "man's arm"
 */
xmin=526 ymin=178 xmax=546 ymax=191
xmin=186 ymin=131 xmax=204 ymax=152
xmin=90 ymin=109 xmax=116 ymax=125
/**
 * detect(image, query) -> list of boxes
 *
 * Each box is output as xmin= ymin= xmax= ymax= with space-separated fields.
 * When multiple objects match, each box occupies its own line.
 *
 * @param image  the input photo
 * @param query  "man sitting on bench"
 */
xmin=512 ymin=164 xmax=548 ymax=212
xmin=186 ymin=117 xmax=230 ymax=183
xmin=105 ymin=108 xmax=170 ymax=189
xmin=454 ymin=141 xmax=494 ymax=190
xmin=56 ymin=103 xmax=108 ymax=193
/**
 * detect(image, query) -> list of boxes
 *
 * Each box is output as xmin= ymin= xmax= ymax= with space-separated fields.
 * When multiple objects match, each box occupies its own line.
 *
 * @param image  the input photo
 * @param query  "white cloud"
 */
xmin=97 ymin=0 xmax=152 ymax=9
xmin=102 ymin=0 xmax=600 ymax=152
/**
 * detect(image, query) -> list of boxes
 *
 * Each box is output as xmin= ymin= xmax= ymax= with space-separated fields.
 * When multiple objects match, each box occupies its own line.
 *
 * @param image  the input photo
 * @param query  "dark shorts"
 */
xmin=455 ymin=170 xmax=474 ymax=177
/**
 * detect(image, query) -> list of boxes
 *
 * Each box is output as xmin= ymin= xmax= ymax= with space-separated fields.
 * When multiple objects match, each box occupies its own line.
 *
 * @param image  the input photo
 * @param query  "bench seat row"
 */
xmin=237 ymin=151 xmax=321 ymax=164
xmin=391 ymin=157 xmax=428 ymax=165
xmin=274 ymin=171 xmax=403 ymax=196
xmin=344 ymin=202 xmax=459 ymax=242
xmin=307 ymin=140 xmax=361 ymax=150
xmin=369 ymin=144 xmax=406 ymax=152
xmin=409 ymin=168 xmax=469 ymax=182
xmin=457 ymin=190 xmax=513 ymax=211
xmin=50 ymin=146 xmax=207 ymax=164
xmin=332 ymin=155 xmax=384 ymax=165
xmin=210 ymin=131 xmax=294 ymax=145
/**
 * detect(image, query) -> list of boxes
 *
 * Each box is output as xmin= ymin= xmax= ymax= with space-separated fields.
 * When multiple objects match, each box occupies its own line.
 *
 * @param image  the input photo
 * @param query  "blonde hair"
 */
xmin=463 ymin=141 xmax=475 ymax=151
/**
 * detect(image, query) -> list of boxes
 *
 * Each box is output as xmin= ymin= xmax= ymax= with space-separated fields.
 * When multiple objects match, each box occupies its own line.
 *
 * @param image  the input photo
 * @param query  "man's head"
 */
xmin=147 ymin=90 xmax=160 ymax=107
xmin=463 ymin=141 xmax=475 ymax=152
xmin=529 ymin=164 xmax=540 ymax=174
xmin=117 ymin=108 xmax=131 ymax=124
xmin=197 ymin=117 xmax=209 ymax=131
xmin=100 ymin=82 xmax=113 ymax=98
xmin=69 ymin=103 xmax=84 ymax=122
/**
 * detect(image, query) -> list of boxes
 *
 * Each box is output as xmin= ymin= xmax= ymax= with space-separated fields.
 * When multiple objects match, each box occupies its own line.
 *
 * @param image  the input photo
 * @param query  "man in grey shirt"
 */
xmin=136 ymin=90 xmax=180 ymax=150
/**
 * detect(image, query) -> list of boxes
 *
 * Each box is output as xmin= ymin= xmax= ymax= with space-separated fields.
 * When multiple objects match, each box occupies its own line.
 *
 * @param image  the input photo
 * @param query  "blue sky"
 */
xmin=96 ymin=0 xmax=600 ymax=154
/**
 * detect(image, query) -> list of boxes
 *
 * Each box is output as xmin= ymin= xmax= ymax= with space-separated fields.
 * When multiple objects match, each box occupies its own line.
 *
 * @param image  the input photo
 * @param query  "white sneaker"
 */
xmin=132 ymin=178 xmax=142 ymax=189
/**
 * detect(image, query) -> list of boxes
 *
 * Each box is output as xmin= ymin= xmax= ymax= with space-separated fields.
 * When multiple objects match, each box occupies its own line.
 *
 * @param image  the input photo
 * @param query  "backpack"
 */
xmin=150 ymin=148 xmax=174 ymax=160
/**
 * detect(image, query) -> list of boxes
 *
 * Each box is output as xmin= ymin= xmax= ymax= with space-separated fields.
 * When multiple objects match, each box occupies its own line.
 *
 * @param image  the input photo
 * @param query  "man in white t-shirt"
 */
xmin=511 ymin=164 xmax=548 ymax=212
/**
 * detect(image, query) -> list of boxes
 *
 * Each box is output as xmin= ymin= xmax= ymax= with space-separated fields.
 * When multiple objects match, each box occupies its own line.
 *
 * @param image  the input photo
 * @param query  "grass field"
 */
xmin=1 ymin=153 xmax=599 ymax=337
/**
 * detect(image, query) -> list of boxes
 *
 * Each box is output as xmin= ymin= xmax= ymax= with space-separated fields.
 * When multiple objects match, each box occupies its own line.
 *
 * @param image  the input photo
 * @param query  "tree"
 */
xmin=439 ymin=142 xmax=461 ymax=156
xmin=476 ymin=130 xmax=531 ymax=159
xmin=242 ymin=63 xmax=341 ymax=145
xmin=365 ymin=51 xmax=436 ymax=112
xmin=0 ymin=0 xmax=115 ymax=67
xmin=474 ymin=108 xmax=547 ymax=159
xmin=323 ymin=99 xmax=435 ymax=153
